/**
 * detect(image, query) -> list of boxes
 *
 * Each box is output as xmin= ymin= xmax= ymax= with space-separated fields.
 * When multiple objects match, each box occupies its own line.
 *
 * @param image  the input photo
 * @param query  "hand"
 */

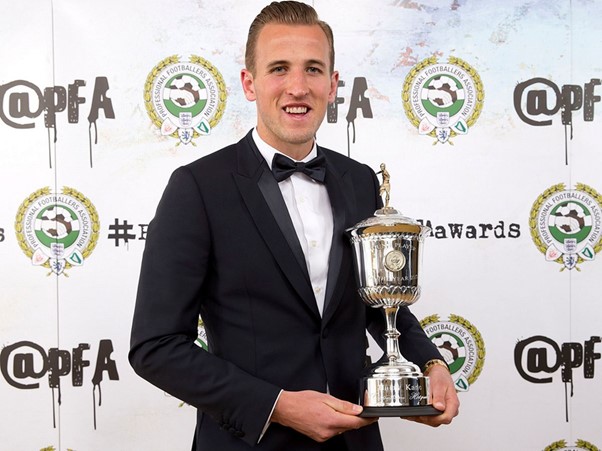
xmin=405 ymin=364 xmax=460 ymax=427
xmin=271 ymin=390 xmax=378 ymax=442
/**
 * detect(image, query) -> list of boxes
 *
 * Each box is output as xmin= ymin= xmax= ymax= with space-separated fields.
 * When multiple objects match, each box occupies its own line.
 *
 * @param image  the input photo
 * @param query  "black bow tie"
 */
xmin=271 ymin=153 xmax=326 ymax=183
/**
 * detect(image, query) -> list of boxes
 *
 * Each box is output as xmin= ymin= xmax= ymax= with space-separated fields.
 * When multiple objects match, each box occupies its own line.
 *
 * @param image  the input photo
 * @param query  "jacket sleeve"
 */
xmin=129 ymin=166 xmax=280 ymax=446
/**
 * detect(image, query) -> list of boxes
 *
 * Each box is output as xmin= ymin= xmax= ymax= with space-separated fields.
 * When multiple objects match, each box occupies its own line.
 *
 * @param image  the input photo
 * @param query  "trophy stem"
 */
xmin=383 ymin=306 xmax=404 ymax=364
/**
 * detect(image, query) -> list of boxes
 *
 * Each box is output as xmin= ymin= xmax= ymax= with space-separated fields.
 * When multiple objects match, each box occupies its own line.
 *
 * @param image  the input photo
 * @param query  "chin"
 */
xmin=283 ymin=129 xmax=318 ymax=145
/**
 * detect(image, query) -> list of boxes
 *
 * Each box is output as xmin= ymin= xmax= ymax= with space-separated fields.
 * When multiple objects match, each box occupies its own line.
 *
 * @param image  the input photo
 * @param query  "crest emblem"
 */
xmin=421 ymin=314 xmax=485 ymax=392
xmin=15 ymin=187 xmax=99 ymax=275
xmin=144 ymin=55 xmax=227 ymax=145
xmin=544 ymin=439 xmax=600 ymax=451
xmin=402 ymin=56 xmax=484 ymax=144
xmin=197 ymin=317 xmax=208 ymax=351
xmin=530 ymin=183 xmax=602 ymax=270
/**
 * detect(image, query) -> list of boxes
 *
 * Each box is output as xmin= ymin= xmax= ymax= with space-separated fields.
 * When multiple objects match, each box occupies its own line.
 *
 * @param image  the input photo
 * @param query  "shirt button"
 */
xmin=310 ymin=240 xmax=318 ymax=248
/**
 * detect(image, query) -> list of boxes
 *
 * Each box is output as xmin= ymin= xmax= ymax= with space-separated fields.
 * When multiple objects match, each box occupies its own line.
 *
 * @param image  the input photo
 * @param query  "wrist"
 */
xmin=423 ymin=359 xmax=449 ymax=375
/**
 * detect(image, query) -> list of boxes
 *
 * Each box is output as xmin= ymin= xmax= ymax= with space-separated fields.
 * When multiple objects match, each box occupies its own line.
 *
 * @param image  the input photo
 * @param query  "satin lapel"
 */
xmin=232 ymin=134 xmax=319 ymax=318
xmin=322 ymin=152 xmax=354 ymax=323
xmin=256 ymin=170 xmax=310 ymax=284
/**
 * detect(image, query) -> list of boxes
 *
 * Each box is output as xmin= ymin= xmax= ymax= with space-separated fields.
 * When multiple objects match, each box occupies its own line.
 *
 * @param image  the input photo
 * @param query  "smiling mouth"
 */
xmin=285 ymin=106 xmax=308 ymax=114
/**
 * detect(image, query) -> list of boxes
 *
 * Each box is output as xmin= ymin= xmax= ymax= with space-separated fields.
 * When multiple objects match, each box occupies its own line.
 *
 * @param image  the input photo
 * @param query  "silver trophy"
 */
xmin=346 ymin=163 xmax=440 ymax=417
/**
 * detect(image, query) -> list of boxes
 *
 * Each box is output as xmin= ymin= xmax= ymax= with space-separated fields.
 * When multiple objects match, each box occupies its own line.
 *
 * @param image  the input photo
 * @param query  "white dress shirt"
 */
xmin=252 ymin=129 xmax=334 ymax=316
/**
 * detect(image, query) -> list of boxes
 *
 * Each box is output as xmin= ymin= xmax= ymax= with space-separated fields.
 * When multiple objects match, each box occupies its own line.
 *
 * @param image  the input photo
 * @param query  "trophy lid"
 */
xmin=346 ymin=206 xmax=431 ymax=237
xmin=346 ymin=163 xmax=431 ymax=237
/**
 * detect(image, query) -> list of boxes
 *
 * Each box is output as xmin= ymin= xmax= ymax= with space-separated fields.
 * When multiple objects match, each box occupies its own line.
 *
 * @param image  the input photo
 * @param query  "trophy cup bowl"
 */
xmin=347 ymin=204 xmax=441 ymax=417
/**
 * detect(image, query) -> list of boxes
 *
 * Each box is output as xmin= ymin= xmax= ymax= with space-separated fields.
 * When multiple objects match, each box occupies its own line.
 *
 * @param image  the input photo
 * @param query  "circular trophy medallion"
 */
xmin=384 ymin=249 xmax=406 ymax=272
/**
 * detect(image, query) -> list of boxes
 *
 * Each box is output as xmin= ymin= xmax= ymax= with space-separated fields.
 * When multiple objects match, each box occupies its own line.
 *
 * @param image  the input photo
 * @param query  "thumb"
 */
xmin=430 ymin=382 xmax=450 ymax=412
xmin=432 ymin=397 xmax=446 ymax=412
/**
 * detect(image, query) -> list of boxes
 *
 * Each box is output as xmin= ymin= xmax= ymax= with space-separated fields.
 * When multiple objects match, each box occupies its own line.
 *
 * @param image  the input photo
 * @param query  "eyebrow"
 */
xmin=266 ymin=59 xmax=327 ymax=70
xmin=305 ymin=59 xmax=327 ymax=68
xmin=266 ymin=60 xmax=289 ymax=69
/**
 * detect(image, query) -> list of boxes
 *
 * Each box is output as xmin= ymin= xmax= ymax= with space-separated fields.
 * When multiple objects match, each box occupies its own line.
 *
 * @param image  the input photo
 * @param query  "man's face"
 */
xmin=241 ymin=23 xmax=339 ymax=158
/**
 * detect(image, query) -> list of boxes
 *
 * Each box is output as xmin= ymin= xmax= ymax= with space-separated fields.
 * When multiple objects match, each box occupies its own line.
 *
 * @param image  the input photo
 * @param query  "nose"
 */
xmin=286 ymin=69 xmax=309 ymax=97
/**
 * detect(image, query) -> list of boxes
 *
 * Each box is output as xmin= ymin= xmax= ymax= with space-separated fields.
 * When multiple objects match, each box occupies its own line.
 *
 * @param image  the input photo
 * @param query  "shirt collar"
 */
xmin=252 ymin=128 xmax=317 ymax=170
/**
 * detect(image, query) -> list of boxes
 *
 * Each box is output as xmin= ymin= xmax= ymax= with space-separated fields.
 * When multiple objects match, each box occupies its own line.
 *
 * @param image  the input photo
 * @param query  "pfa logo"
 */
xmin=145 ymin=55 xmax=227 ymax=145
xmin=197 ymin=317 xmax=208 ymax=351
xmin=15 ymin=187 xmax=99 ymax=275
xmin=421 ymin=314 xmax=485 ymax=392
xmin=530 ymin=183 xmax=602 ymax=270
xmin=544 ymin=439 xmax=600 ymax=451
xmin=402 ymin=56 xmax=484 ymax=144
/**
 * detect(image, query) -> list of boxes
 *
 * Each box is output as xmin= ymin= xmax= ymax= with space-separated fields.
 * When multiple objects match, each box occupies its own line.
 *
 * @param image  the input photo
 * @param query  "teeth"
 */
xmin=285 ymin=106 xmax=307 ymax=114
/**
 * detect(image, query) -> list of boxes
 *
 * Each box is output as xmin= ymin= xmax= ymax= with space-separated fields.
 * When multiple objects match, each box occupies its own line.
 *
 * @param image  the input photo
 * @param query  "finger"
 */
xmin=323 ymin=397 xmax=364 ymax=416
xmin=403 ymin=414 xmax=442 ymax=427
xmin=403 ymin=407 xmax=456 ymax=427
xmin=322 ymin=398 xmax=379 ymax=432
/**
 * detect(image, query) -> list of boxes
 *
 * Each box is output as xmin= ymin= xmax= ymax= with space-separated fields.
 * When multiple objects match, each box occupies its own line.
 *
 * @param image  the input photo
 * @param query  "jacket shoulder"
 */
xmin=185 ymin=141 xmax=239 ymax=174
xmin=320 ymin=146 xmax=376 ymax=179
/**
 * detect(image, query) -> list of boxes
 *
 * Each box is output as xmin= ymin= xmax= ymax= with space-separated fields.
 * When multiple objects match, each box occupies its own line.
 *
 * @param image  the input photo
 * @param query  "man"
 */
xmin=129 ymin=2 xmax=459 ymax=450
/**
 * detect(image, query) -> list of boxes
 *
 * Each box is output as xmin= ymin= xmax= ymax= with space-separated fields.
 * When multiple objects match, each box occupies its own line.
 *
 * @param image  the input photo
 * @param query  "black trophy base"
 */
xmin=359 ymin=405 xmax=443 ymax=418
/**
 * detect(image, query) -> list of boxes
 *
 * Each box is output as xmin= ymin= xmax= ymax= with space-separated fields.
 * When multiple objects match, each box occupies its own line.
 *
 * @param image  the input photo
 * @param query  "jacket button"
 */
xmin=322 ymin=328 xmax=329 ymax=338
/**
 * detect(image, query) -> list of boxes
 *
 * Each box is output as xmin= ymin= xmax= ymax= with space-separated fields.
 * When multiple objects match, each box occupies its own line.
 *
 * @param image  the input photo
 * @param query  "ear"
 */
xmin=240 ymin=69 xmax=257 ymax=101
xmin=327 ymin=70 xmax=340 ymax=104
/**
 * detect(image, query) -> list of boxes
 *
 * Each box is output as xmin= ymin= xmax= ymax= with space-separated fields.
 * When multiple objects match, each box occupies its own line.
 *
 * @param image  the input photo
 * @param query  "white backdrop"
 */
xmin=1 ymin=1 xmax=601 ymax=450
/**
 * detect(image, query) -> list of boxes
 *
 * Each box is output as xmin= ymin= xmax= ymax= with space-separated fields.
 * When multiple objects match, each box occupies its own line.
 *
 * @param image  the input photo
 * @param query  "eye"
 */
xmin=307 ymin=66 xmax=322 ymax=74
xmin=271 ymin=66 xmax=287 ymax=74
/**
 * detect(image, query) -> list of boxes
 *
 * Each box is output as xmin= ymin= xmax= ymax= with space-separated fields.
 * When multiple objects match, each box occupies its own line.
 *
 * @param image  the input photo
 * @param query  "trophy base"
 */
xmin=359 ymin=360 xmax=437 ymax=416
xmin=359 ymin=405 xmax=442 ymax=418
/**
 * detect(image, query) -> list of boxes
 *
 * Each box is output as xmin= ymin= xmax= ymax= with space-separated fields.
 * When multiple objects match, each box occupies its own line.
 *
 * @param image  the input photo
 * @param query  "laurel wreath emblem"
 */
xmin=14 ymin=186 xmax=99 ymax=276
xmin=402 ymin=56 xmax=484 ymax=145
xmin=529 ymin=183 xmax=602 ymax=271
xmin=421 ymin=313 xmax=485 ymax=387
xmin=144 ymin=55 xmax=227 ymax=145
xmin=544 ymin=439 xmax=599 ymax=451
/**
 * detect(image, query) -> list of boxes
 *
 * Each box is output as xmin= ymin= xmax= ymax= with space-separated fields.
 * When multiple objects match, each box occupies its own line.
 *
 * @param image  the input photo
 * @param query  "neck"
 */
xmin=270 ymin=140 xmax=314 ymax=161
xmin=255 ymin=129 xmax=314 ymax=161
xmin=281 ymin=145 xmax=313 ymax=161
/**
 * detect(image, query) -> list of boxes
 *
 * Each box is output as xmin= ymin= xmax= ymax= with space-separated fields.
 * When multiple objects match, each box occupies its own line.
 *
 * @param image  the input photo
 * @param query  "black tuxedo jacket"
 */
xmin=129 ymin=131 xmax=442 ymax=450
